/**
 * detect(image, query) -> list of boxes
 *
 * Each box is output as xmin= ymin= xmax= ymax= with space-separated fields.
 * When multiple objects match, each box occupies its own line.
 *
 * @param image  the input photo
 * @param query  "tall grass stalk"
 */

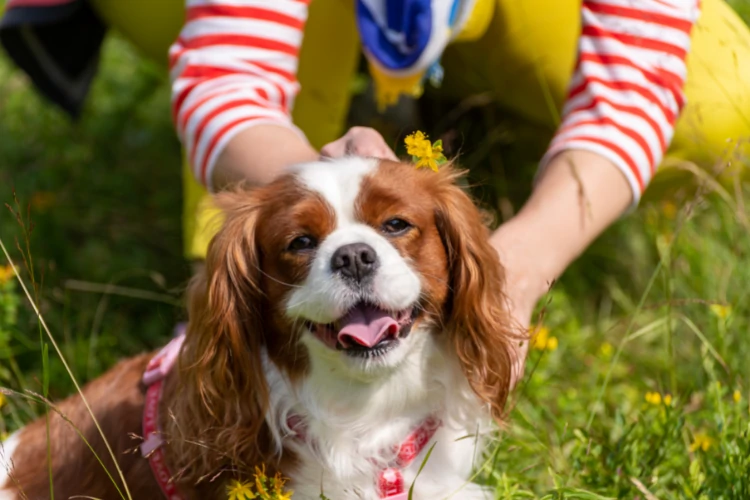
xmin=0 ymin=236 xmax=132 ymax=500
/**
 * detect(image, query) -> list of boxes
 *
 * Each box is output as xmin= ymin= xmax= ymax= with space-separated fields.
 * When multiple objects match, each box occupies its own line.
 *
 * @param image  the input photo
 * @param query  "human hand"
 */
xmin=320 ymin=126 xmax=398 ymax=161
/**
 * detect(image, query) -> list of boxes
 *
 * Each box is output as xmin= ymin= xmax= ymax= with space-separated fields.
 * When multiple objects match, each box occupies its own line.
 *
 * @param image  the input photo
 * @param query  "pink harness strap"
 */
xmin=288 ymin=414 xmax=442 ymax=499
xmin=141 ymin=333 xmax=186 ymax=500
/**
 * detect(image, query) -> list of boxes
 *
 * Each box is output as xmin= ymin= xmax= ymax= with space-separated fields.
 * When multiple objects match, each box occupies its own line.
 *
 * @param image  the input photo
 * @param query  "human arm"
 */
xmin=491 ymin=151 xmax=631 ymax=382
xmin=496 ymin=0 xmax=701 ymax=385
xmin=169 ymin=0 xmax=314 ymax=190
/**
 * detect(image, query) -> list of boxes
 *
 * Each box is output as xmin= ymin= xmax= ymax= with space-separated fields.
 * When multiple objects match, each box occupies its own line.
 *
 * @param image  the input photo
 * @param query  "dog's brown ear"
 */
xmin=169 ymin=188 xmax=269 ymax=479
xmin=433 ymin=167 xmax=516 ymax=423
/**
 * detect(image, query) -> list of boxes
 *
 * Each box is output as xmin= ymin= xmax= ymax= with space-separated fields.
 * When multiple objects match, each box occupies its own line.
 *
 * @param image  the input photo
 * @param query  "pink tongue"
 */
xmin=338 ymin=304 xmax=399 ymax=348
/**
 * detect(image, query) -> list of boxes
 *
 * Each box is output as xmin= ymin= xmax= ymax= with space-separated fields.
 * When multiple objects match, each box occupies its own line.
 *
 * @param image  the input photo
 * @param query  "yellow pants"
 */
xmin=90 ymin=0 xmax=750 ymax=260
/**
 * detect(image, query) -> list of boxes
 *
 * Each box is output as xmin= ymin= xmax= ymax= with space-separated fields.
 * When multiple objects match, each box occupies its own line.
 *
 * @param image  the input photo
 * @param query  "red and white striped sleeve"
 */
xmin=169 ymin=0 xmax=309 ymax=190
xmin=541 ymin=0 xmax=701 ymax=204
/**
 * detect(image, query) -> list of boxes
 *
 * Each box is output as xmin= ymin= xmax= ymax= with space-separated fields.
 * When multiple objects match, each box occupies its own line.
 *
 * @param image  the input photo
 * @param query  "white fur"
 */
xmin=265 ymin=330 xmax=493 ymax=499
xmin=291 ymin=156 xmax=378 ymax=225
xmin=0 ymin=431 xmax=20 ymax=500
xmin=271 ymin=159 xmax=494 ymax=499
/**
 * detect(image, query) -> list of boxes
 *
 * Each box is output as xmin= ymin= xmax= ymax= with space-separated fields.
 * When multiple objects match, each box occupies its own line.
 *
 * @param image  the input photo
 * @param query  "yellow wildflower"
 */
xmin=0 ymin=392 xmax=5 ymax=409
xmin=546 ymin=336 xmax=558 ymax=351
xmin=405 ymin=131 xmax=430 ymax=153
xmin=253 ymin=466 xmax=272 ymax=498
xmin=272 ymin=472 xmax=293 ymax=500
xmin=709 ymin=304 xmax=732 ymax=320
xmin=734 ymin=390 xmax=742 ymax=403
xmin=645 ymin=392 xmax=662 ymax=405
xmin=645 ymin=391 xmax=672 ymax=406
xmin=599 ymin=342 xmax=613 ymax=358
xmin=661 ymin=201 xmax=677 ymax=220
xmin=404 ymin=131 xmax=447 ymax=172
xmin=30 ymin=191 xmax=56 ymax=212
xmin=690 ymin=432 xmax=714 ymax=453
xmin=0 ymin=265 xmax=14 ymax=285
xmin=531 ymin=326 xmax=558 ymax=352
xmin=227 ymin=480 xmax=256 ymax=500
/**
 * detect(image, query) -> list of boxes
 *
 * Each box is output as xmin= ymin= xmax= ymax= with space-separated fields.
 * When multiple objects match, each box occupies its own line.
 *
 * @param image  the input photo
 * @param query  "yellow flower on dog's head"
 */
xmin=404 ymin=131 xmax=447 ymax=172
xmin=404 ymin=131 xmax=429 ymax=152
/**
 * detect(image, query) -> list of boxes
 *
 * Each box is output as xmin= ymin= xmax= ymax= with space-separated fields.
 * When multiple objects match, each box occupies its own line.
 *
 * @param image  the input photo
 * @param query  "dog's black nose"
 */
xmin=331 ymin=243 xmax=379 ymax=282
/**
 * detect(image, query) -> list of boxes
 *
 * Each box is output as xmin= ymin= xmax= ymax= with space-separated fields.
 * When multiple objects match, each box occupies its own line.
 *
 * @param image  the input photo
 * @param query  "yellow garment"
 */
xmin=90 ymin=0 xmax=750 ymax=260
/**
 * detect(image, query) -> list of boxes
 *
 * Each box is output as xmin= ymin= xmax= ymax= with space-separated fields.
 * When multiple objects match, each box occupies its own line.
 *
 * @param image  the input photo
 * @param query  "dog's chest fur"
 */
xmin=262 ymin=329 xmax=493 ymax=499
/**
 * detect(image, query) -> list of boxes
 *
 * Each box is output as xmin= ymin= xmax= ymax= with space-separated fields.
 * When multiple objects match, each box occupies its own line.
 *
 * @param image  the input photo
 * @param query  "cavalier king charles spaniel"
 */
xmin=0 ymin=158 xmax=516 ymax=500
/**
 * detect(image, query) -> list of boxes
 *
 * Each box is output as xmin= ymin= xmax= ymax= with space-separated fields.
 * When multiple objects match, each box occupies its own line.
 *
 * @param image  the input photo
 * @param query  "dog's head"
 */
xmin=173 ymin=158 xmax=515 ymax=475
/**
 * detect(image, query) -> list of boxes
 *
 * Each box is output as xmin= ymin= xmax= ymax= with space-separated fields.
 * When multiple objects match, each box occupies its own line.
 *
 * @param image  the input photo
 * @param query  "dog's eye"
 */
xmin=287 ymin=235 xmax=317 ymax=252
xmin=382 ymin=218 xmax=411 ymax=235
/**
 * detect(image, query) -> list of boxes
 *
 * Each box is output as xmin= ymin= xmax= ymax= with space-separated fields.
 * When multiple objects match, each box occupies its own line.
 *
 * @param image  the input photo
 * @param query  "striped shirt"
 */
xmin=170 ymin=0 xmax=700 ymax=200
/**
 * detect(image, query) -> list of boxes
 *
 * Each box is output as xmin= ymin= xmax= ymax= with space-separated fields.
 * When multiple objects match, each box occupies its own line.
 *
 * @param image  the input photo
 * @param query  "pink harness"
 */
xmin=141 ymin=334 xmax=441 ymax=500
xmin=141 ymin=334 xmax=186 ymax=500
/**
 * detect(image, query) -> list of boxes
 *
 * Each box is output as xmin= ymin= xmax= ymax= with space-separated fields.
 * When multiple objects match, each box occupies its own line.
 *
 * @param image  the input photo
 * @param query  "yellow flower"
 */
xmin=30 ymin=191 xmax=56 ymax=212
xmin=0 ymin=265 xmax=14 ymax=285
xmin=734 ymin=390 xmax=742 ymax=403
xmin=661 ymin=201 xmax=677 ymax=220
xmin=546 ymin=336 xmax=558 ymax=351
xmin=404 ymin=131 xmax=447 ymax=172
xmin=690 ymin=432 xmax=714 ymax=453
xmin=645 ymin=391 xmax=673 ymax=406
xmin=272 ymin=473 xmax=293 ymax=500
xmin=404 ymin=131 xmax=430 ymax=153
xmin=709 ymin=304 xmax=732 ymax=319
xmin=227 ymin=479 xmax=256 ymax=500
xmin=254 ymin=466 xmax=271 ymax=498
xmin=0 ymin=392 xmax=5 ymax=409
xmin=645 ymin=392 xmax=662 ymax=405
xmin=599 ymin=342 xmax=613 ymax=358
xmin=531 ymin=326 xmax=558 ymax=352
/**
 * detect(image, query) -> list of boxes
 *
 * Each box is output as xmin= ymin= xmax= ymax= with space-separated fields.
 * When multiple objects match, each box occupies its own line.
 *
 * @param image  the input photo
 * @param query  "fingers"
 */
xmin=319 ymin=135 xmax=348 ymax=158
xmin=320 ymin=127 xmax=398 ymax=161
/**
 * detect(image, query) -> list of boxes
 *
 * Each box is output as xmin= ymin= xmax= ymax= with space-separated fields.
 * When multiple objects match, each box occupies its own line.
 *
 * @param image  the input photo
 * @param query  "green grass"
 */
xmin=2 ymin=3 xmax=750 ymax=498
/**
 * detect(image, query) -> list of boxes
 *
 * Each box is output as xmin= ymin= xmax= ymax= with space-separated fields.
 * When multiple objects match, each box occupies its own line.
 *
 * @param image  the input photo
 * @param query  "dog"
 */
xmin=0 ymin=158 xmax=516 ymax=499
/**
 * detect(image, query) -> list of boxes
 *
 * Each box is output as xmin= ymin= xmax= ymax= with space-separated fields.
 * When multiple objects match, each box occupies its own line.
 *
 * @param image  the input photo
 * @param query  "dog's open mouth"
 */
xmin=306 ymin=302 xmax=418 ymax=358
